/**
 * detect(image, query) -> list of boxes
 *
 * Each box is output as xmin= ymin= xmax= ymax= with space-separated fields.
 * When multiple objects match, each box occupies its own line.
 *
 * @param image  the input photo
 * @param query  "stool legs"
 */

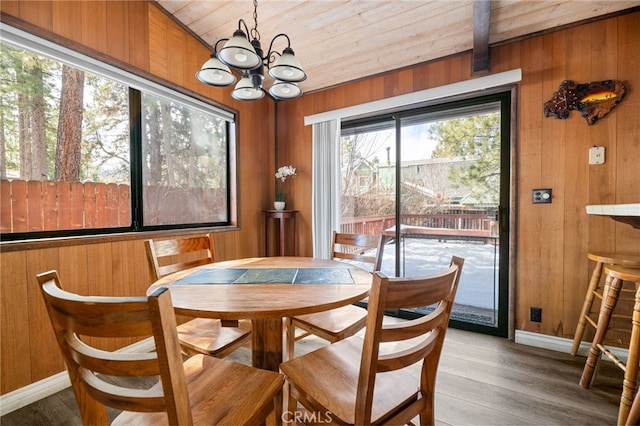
xmin=626 ymin=391 xmax=640 ymax=426
xmin=580 ymin=273 xmax=622 ymax=388
xmin=572 ymin=260 xmax=605 ymax=355
xmin=618 ymin=288 xmax=640 ymax=426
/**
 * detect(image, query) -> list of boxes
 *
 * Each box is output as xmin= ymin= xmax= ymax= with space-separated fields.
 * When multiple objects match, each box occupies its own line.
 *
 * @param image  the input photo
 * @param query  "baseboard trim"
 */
xmin=515 ymin=330 xmax=628 ymax=361
xmin=0 ymin=338 xmax=155 ymax=416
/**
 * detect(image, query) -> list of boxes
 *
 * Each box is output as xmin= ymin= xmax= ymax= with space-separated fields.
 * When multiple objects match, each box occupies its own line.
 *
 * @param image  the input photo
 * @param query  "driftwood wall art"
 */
xmin=543 ymin=80 xmax=627 ymax=125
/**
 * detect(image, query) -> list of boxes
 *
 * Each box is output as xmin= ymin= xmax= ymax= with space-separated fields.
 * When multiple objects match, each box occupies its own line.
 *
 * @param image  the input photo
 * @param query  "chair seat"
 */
xmin=177 ymin=318 xmax=252 ymax=357
xmin=281 ymin=336 xmax=417 ymax=424
xmin=292 ymin=304 xmax=367 ymax=342
xmin=113 ymin=354 xmax=283 ymax=425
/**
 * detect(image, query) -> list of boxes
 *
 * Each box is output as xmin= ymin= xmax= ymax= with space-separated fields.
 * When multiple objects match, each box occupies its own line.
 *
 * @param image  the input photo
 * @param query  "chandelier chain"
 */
xmin=251 ymin=0 xmax=260 ymax=42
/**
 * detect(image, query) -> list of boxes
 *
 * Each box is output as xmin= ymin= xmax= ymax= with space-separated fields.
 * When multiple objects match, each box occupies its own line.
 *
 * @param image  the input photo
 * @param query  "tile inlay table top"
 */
xmin=147 ymin=256 xmax=372 ymax=372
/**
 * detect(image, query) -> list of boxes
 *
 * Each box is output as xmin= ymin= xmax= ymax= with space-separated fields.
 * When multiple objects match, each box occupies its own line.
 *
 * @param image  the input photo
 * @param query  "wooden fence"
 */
xmin=0 ymin=179 xmax=226 ymax=233
xmin=1 ymin=179 xmax=130 ymax=233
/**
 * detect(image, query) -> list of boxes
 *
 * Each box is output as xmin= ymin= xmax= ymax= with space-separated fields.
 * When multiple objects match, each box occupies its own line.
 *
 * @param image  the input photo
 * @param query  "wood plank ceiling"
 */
xmin=155 ymin=0 xmax=640 ymax=94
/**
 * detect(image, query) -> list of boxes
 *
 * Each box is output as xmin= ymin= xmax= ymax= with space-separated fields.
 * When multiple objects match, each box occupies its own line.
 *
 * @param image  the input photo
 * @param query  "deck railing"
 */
xmin=341 ymin=210 xmax=498 ymax=241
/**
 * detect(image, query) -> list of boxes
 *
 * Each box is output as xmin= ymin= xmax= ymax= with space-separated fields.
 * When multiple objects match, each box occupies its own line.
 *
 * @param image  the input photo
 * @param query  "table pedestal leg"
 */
xmin=252 ymin=318 xmax=284 ymax=424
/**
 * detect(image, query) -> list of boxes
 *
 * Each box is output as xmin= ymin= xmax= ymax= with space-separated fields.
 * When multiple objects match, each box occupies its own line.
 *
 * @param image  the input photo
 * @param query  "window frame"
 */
xmin=0 ymin=23 xmax=238 ymax=242
xmin=340 ymin=90 xmax=513 ymax=338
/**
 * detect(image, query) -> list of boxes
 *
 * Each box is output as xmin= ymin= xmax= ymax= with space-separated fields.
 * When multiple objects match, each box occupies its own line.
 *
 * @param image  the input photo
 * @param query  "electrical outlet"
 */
xmin=530 ymin=307 xmax=542 ymax=323
xmin=532 ymin=188 xmax=552 ymax=204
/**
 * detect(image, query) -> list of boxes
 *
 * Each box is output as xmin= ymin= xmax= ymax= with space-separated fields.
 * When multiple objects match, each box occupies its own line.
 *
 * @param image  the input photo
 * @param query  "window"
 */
xmin=0 ymin=25 xmax=236 ymax=240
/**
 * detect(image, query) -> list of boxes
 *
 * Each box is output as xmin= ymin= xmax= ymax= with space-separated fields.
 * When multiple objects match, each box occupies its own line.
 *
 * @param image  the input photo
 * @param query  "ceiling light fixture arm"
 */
xmin=237 ymin=18 xmax=253 ymax=41
xmin=212 ymin=38 xmax=229 ymax=55
xmin=264 ymin=33 xmax=291 ymax=68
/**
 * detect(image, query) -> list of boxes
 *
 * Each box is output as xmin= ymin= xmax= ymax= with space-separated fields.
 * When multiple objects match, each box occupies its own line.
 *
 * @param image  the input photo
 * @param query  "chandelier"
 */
xmin=196 ymin=0 xmax=307 ymax=101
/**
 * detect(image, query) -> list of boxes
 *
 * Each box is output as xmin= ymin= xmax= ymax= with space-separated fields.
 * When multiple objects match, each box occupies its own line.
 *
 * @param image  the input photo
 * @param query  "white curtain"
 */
xmin=312 ymin=119 xmax=341 ymax=258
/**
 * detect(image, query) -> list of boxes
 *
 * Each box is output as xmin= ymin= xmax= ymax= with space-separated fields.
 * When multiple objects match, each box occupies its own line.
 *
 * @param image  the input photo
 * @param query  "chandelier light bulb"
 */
xmin=280 ymin=84 xmax=291 ymax=94
xmin=282 ymin=67 xmax=294 ymax=78
xmin=234 ymin=50 xmax=248 ymax=63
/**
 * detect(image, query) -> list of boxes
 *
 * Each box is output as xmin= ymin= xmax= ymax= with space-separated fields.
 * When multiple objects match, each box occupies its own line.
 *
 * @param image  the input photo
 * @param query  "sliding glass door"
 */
xmin=340 ymin=92 xmax=510 ymax=336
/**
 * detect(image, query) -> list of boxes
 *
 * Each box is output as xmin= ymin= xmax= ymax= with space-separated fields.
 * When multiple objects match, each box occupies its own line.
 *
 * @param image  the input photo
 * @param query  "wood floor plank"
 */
xmin=0 ymin=328 xmax=620 ymax=425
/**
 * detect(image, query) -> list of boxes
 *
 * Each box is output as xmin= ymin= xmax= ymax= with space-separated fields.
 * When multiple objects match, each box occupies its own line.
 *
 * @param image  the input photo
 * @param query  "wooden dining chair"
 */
xmin=280 ymin=256 xmax=464 ymax=425
xmin=144 ymin=234 xmax=252 ymax=358
xmin=285 ymin=231 xmax=385 ymax=360
xmin=36 ymin=270 xmax=283 ymax=425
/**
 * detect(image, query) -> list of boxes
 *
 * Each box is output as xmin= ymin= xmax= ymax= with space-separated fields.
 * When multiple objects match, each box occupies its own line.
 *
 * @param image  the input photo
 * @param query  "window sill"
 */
xmin=0 ymin=226 xmax=240 ymax=253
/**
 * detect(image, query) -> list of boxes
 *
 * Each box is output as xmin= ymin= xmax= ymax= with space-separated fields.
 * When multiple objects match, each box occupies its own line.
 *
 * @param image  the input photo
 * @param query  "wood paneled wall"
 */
xmin=276 ymin=11 xmax=640 ymax=342
xmin=0 ymin=1 xmax=275 ymax=394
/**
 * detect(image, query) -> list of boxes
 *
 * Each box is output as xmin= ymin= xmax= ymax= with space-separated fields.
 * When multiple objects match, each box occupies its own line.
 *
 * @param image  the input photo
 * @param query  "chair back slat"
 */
xmin=377 ymin=328 xmax=440 ymax=372
xmin=331 ymin=231 xmax=385 ymax=272
xmin=145 ymin=234 xmax=215 ymax=281
xmin=43 ymin=282 xmax=153 ymax=338
xmin=37 ymin=270 xmax=192 ymax=425
xmin=378 ymin=303 xmax=447 ymax=343
xmin=66 ymin=335 xmax=159 ymax=377
xmin=380 ymin=269 xmax=456 ymax=310
xmin=80 ymin=370 xmax=166 ymax=413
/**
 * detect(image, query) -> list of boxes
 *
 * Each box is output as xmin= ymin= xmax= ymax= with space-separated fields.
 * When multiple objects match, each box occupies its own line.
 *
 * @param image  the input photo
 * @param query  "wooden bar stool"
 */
xmin=579 ymin=265 xmax=640 ymax=426
xmin=571 ymin=253 xmax=640 ymax=356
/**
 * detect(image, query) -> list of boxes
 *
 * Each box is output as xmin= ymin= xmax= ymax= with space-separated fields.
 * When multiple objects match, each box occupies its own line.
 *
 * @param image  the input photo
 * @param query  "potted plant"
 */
xmin=274 ymin=165 xmax=296 ymax=210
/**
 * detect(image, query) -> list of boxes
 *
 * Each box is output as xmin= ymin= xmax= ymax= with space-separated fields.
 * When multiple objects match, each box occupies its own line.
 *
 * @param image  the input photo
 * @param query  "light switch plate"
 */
xmin=589 ymin=146 xmax=605 ymax=165
xmin=533 ymin=188 xmax=552 ymax=204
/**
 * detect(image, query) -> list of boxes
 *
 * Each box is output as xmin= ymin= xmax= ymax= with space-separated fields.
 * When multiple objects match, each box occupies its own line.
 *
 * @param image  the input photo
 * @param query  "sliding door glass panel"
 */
xmin=340 ymin=120 xmax=396 ymax=237
xmin=395 ymin=102 xmax=502 ymax=329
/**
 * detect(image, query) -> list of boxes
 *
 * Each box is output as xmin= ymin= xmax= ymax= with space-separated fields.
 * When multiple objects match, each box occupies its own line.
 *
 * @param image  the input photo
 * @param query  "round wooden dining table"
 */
xmin=147 ymin=256 xmax=372 ymax=372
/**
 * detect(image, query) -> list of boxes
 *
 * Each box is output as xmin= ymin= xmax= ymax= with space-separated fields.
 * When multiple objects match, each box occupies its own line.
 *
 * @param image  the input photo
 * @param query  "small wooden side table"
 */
xmin=264 ymin=210 xmax=298 ymax=256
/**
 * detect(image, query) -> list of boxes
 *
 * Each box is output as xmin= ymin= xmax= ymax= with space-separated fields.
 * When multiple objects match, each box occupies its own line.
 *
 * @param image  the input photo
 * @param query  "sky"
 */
xmin=366 ymin=123 xmax=439 ymax=164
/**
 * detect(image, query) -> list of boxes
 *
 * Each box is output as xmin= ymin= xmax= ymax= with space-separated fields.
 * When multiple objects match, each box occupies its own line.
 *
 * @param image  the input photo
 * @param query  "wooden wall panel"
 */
xmin=616 ymin=13 xmax=640 ymax=211
xmin=25 ymin=248 xmax=61 ymax=382
xmin=0 ymin=251 xmax=30 ymax=394
xmin=18 ymin=1 xmax=52 ymax=31
xmin=515 ymin=36 xmax=544 ymax=332
xmin=127 ymin=1 xmax=150 ymax=71
xmin=106 ymin=2 xmax=130 ymax=64
xmin=80 ymin=1 xmax=107 ymax=54
xmin=86 ymin=243 xmax=114 ymax=297
xmin=52 ymin=1 xmax=81 ymax=42
xmin=148 ymin=5 xmax=169 ymax=81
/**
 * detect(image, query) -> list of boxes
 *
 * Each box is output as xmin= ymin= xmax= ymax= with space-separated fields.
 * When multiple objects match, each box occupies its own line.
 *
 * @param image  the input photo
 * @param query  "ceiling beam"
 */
xmin=472 ymin=0 xmax=491 ymax=74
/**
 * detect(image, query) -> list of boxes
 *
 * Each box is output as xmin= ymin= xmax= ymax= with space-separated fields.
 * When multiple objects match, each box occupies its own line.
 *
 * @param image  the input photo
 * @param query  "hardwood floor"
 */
xmin=0 ymin=328 xmax=622 ymax=425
